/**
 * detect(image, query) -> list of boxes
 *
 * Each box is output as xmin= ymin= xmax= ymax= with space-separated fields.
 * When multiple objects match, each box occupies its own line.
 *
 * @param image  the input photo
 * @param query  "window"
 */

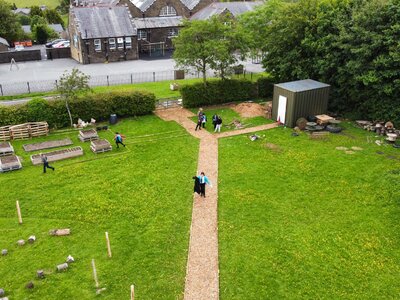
xmin=167 ymin=28 xmax=178 ymax=38
xmin=94 ymin=39 xmax=101 ymax=51
xmin=117 ymin=37 xmax=124 ymax=49
xmin=109 ymin=38 xmax=116 ymax=50
xmin=160 ymin=6 xmax=176 ymax=16
xmin=138 ymin=30 xmax=147 ymax=40
xmin=125 ymin=37 xmax=132 ymax=49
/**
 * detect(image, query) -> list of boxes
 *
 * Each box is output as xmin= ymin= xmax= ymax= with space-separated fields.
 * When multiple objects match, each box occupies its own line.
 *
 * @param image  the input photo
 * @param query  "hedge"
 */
xmin=257 ymin=75 xmax=275 ymax=98
xmin=0 ymin=91 xmax=156 ymax=128
xmin=181 ymin=79 xmax=258 ymax=108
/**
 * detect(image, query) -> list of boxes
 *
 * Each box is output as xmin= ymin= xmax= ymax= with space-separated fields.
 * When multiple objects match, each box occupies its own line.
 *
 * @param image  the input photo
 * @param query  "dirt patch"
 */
xmin=265 ymin=143 xmax=282 ymax=152
xmin=233 ymin=102 xmax=269 ymax=118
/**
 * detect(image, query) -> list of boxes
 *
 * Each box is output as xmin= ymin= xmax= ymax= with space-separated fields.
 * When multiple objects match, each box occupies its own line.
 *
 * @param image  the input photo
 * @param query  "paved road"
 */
xmin=0 ymin=56 xmax=263 ymax=84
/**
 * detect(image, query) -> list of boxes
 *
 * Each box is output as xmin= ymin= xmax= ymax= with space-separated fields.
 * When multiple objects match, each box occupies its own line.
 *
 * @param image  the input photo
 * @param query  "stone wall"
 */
xmin=46 ymin=47 xmax=71 ymax=59
xmin=0 ymin=50 xmax=41 ymax=64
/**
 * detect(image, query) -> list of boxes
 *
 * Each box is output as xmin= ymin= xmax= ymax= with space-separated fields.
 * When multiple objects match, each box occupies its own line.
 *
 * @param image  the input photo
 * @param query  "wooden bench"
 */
xmin=309 ymin=131 xmax=330 ymax=140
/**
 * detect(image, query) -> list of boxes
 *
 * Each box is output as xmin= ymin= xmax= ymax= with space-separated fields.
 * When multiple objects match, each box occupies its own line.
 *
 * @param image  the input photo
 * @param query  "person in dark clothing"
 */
xmin=212 ymin=114 xmax=218 ymax=130
xmin=41 ymin=153 xmax=54 ymax=173
xmin=197 ymin=172 xmax=212 ymax=197
xmin=114 ymin=132 xmax=126 ymax=148
xmin=192 ymin=176 xmax=201 ymax=195
xmin=215 ymin=115 xmax=223 ymax=132
xmin=195 ymin=116 xmax=202 ymax=131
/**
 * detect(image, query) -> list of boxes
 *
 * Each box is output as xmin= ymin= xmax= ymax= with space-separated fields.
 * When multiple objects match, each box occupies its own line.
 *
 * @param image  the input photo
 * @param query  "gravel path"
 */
xmin=156 ymin=108 xmax=278 ymax=300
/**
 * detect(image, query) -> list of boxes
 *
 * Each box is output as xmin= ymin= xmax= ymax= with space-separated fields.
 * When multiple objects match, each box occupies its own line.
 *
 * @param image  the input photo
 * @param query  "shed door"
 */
xmin=277 ymin=95 xmax=287 ymax=124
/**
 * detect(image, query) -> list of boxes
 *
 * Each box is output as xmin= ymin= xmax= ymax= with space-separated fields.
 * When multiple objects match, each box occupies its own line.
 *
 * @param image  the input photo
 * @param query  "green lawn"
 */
xmin=6 ymin=0 xmax=60 ymax=8
xmin=0 ymin=115 xmax=198 ymax=299
xmin=218 ymin=123 xmax=400 ymax=299
xmin=190 ymin=107 xmax=273 ymax=134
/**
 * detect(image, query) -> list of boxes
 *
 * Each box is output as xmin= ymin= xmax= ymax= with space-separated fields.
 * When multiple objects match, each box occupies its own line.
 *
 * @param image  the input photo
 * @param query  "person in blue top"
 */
xmin=197 ymin=172 xmax=212 ymax=198
xmin=114 ymin=132 xmax=126 ymax=148
xmin=201 ymin=114 xmax=207 ymax=128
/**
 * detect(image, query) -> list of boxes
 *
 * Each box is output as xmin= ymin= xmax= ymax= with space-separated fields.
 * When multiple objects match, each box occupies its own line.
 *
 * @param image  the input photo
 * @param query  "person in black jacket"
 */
xmin=41 ymin=153 xmax=55 ymax=173
xmin=212 ymin=114 xmax=218 ymax=130
xmin=192 ymin=176 xmax=201 ymax=195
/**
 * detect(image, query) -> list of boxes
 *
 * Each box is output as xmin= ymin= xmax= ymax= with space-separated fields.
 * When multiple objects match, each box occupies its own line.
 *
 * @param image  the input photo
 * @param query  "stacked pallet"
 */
xmin=78 ymin=129 xmax=99 ymax=142
xmin=90 ymin=139 xmax=112 ymax=153
xmin=0 ymin=122 xmax=49 ymax=141
xmin=0 ymin=155 xmax=22 ymax=172
xmin=30 ymin=147 xmax=84 ymax=165
xmin=0 ymin=126 xmax=11 ymax=141
xmin=0 ymin=142 xmax=14 ymax=156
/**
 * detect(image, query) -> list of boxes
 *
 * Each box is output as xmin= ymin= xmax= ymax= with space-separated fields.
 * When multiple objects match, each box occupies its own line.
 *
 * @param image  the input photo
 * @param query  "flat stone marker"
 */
xmin=57 ymin=263 xmax=68 ymax=271
xmin=17 ymin=240 xmax=25 ymax=246
xmin=49 ymin=228 xmax=71 ymax=236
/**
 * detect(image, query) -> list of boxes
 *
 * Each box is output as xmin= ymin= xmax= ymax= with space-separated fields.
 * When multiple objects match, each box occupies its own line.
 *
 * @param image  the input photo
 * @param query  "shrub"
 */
xmin=181 ymin=79 xmax=257 ymax=108
xmin=257 ymin=75 xmax=275 ymax=98
xmin=0 ymin=91 xmax=156 ymax=128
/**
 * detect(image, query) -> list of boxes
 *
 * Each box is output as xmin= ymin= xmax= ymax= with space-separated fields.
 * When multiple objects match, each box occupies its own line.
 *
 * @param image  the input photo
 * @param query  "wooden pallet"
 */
xmin=79 ymin=129 xmax=99 ymax=142
xmin=309 ymin=131 xmax=330 ymax=140
xmin=0 ymin=155 xmax=22 ymax=172
xmin=0 ymin=122 xmax=49 ymax=141
xmin=0 ymin=142 xmax=14 ymax=156
xmin=30 ymin=147 xmax=84 ymax=165
xmin=0 ymin=126 xmax=11 ymax=141
xmin=90 ymin=139 xmax=112 ymax=153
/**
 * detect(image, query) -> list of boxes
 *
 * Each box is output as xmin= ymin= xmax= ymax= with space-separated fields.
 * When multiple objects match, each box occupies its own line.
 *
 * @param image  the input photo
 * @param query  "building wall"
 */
xmin=0 ymin=44 xmax=8 ymax=52
xmin=272 ymin=86 xmax=294 ymax=126
xmin=68 ymin=15 xmax=84 ymax=63
xmin=137 ymin=27 xmax=178 ymax=52
xmin=121 ymin=0 xmax=213 ymax=18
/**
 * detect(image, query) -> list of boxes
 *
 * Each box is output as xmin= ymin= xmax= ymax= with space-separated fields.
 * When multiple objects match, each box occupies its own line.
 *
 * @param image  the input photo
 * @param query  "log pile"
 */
xmin=356 ymin=120 xmax=398 ymax=142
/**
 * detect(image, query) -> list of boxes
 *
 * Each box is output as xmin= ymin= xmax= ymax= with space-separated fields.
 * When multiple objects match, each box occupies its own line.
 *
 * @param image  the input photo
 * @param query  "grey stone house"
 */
xmin=190 ymin=1 xmax=262 ymax=20
xmin=69 ymin=6 xmax=138 ymax=64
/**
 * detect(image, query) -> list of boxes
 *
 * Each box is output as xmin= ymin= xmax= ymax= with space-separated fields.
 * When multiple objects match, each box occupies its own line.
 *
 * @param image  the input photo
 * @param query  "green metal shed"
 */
xmin=272 ymin=79 xmax=330 ymax=128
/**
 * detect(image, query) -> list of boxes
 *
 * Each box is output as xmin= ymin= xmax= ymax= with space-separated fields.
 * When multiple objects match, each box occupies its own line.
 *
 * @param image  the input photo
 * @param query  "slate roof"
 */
xmin=275 ymin=79 xmax=330 ymax=92
xmin=22 ymin=24 xmax=64 ymax=34
xmin=0 ymin=37 xmax=10 ymax=47
xmin=72 ymin=7 xmax=137 ymax=39
xmin=191 ymin=1 xmax=262 ymax=20
xmin=133 ymin=16 xmax=183 ymax=29
xmin=13 ymin=8 xmax=31 ymax=15
xmin=73 ymin=0 xmax=120 ymax=6
xmin=130 ymin=0 xmax=202 ymax=12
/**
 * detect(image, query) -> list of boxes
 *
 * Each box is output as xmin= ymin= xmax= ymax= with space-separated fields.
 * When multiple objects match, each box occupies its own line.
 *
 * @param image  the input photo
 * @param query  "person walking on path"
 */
xmin=201 ymin=114 xmax=207 ymax=128
xmin=214 ymin=115 xmax=223 ymax=133
xmin=197 ymin=172 xmax=212 ymax=197
xmin=114 ymin=132 xmax=126 ymax=148
xmin=195 ymin=110 xmax=203 ymax=131
xmin=212 ymin=114 xmax=218 ymax=130
xmin=41 ymin=153 xmax=54 ymax=173
xmin=192 ymin=176 xmax=201 ymax=195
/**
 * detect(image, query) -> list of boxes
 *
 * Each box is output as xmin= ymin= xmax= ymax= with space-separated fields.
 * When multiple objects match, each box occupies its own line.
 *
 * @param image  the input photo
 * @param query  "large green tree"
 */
xmin=44 ymin=9 xmax=64 ymax=28
xmin=0 ymin=0 xmax=24 ymax=43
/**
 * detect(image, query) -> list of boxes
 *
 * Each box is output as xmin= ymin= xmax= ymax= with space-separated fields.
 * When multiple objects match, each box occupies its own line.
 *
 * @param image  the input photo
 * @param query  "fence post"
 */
xmin=27 ymin=82 xmax=31 ymax=94
xmin=153 ymin=72 xmax=155 ymax=82
xmin=0 ymin=84 xmax=3 ymax=96
xmin=107 ymin=75 xmax=109 ymax=86
xmin=55 ymin=79 xmax=58 ymax=89
xmin=130 ymin=74 xmax=133 ymax=84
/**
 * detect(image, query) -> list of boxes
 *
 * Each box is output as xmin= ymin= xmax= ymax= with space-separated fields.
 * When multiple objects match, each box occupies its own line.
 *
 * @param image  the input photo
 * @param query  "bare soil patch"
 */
xmin=233 ymin=102 xmax=268 ymax=118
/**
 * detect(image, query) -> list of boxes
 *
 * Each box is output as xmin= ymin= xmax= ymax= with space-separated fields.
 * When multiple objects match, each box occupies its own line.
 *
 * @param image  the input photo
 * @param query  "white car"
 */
xmin=53 ymin=41 xmax=70 ymax=48
xmin=14 ymin=45 xmax=24 ymax=51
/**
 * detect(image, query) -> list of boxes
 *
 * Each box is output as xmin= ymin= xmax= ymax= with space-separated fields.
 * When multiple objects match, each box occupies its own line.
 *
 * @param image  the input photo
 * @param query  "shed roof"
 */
xmin=191 ymin=1 xmax=262 ymax=20
xmin=133 ymin=16 xmax=183 ymax=29
xmin=130 ymin=0 xmax=201 ymax=12
xmin=0 ymin=37 xmax=9 ymax=47
xmin=72 ymin=6 xmax=137 ymax=39
xmin=274 ymin=79 xmax=330 ymax=93
xmin=73 ymin=0 xmax=120 ymax=6
xmin=13 ymin=8 xmax=31 ymax=15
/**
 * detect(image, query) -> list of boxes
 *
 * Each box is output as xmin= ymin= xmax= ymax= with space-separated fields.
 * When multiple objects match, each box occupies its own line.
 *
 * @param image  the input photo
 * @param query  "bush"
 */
xmin=257 ymin=75 xmax=275 ymax=98
xmin=0 ymin=91 xmax=156 ymax=128
xmin=181 ymin=79 xmax=257 ymax=108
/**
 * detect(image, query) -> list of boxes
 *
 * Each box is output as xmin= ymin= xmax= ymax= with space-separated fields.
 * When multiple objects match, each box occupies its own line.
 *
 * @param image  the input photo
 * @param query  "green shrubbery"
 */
xmin=0 ymin=91 xmax=156 ymax=128
xmin=181 ymin=79 xmax=258 ymax=108
xmin=257 ymin=75 xmax=275 ymax=98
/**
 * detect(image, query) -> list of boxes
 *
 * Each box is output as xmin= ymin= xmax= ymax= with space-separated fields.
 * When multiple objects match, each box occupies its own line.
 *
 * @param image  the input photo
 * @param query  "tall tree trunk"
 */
xmin=202 ymin=61 xmax=207 ymax=86
xmin=65 ymin=99 xmax=73 ymax=127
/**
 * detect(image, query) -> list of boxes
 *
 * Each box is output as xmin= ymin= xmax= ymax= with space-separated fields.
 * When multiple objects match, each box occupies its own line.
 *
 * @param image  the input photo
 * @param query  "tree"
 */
xmin=30 ymin=15 xmax=47 ymax=28
xmin=30 ymin=6 xmax=43 ymax=17
xmin=0 ymin=0 xmax=24 ymax=42
xmin=17 ymin=14 xmax=31 ymax=25
xmin=58 ymin=0 xmax=70 ymax=14
xmin=57 ymin=69 xmax=91 ymax=127
xmin=44 ymin=9 xmax=64 ymax=28
xmin=173 ymin=16 xmax=247 ymax=83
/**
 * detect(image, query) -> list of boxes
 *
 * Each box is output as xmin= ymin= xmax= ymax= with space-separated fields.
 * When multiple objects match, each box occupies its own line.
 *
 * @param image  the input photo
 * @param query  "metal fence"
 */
xmin=0 ymin=69 xmax=217 ymax=97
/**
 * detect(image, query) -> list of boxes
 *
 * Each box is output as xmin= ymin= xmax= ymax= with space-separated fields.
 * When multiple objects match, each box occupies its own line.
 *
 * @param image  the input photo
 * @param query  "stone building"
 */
xmin=190 ymin=1 xmax=262 ymax=20
xmin=69 ymin=6 xmax=138 ymax=64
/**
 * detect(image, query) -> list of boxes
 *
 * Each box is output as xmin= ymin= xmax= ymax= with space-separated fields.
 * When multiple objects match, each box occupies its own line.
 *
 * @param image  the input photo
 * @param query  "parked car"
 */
xmin=46 ymin=39 xmax=67 ymax=48
xmin=53 ymin=40 xmax=70 ymax=48
xmin=14 ymin=45 xmax=24 ymax=51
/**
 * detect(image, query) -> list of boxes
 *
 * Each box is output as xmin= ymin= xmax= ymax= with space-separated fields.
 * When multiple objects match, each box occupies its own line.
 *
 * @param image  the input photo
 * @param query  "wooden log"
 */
xmin=105 ymin=232 xmax=112 ymax=258
xmin=91 ymin=259 xmax=99 ymax=289
xmin=130 ymin=285 xmax=135 ymax=300
xmin=49 ymin=229 xmax=71 ymax=236
xmin=16 ymin=201 xmax=22 ymax=224
xmin=57 ymin=263 xmax=68 ymax=271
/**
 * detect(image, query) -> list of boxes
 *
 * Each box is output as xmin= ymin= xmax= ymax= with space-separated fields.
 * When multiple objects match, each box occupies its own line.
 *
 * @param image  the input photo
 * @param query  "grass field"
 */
xmin=190 ymin=107 xmax=273 ymax=134
xmin=0 ymin=115 xmax=198 ymax=299
xmin=6 ymin=0 xmax=60 ymax=8
xmin=218 ymin=124 xmax=400 ymax=299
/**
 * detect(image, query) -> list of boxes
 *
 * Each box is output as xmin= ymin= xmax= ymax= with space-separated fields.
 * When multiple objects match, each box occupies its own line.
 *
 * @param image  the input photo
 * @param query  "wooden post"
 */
xmin=105 ymin=232 xmax=112 ymax=258
xmin=91 ymin=259 xmax=99 ymax=289
xmin=130 ymin=284 xmax=135 ymax=300
xmin=16 ymin=200 xmax=22 ymax=224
